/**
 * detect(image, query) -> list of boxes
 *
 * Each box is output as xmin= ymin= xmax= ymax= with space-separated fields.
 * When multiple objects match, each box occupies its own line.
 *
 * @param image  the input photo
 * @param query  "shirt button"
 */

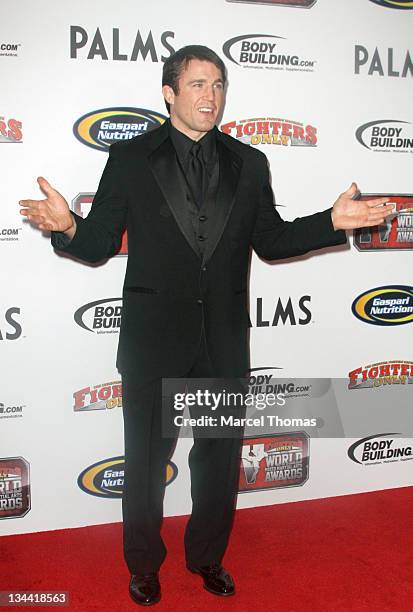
xmin=198 ymin=235 xmax=206 ymax=241
xmin=197 ymin=299 xmax=203 ymax=305
xmin=199 ymin=215 xmax=207 ymax=222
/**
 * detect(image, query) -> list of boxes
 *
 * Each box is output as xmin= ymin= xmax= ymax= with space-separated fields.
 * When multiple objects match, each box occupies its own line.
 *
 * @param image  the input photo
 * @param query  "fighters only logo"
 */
xmin=73 ymin=381 xmax=122 ymax=411
xmin=348 ymin=361 xmax=413 ymax=389
xmin=221 ymin=118 xmax=317 ymax=147
xmin=0 ymin=116 xmax=22 ymax=143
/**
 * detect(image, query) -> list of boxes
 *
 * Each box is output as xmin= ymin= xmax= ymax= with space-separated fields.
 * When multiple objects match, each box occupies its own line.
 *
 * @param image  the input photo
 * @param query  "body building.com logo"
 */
xmin=356 ymin=120 xmax=413 ymax=153
xmin=74 ymin=298 xmax=122 ymax=334
xmin=223 ymin=34 xmax=315 ymax=71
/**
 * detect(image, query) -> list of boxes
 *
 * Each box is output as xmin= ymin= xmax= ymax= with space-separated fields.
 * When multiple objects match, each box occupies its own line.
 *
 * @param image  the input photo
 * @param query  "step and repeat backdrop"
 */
xmin=1 ymin=0 xmax=412 ymax=535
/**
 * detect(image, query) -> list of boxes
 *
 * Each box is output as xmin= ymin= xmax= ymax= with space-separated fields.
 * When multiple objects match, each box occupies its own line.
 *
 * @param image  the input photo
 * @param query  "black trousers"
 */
xmin=121 ymin=333 xmax=244 ymax=574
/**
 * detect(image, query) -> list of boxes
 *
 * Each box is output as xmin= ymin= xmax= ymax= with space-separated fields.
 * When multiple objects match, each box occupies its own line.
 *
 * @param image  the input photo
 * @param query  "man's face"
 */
xmin=163 ymin=59 xmax=225 ymax=141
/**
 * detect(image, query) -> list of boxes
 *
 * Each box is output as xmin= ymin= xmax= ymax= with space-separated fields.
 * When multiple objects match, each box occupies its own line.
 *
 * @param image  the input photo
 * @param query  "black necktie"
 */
xmin=187 ymin=142 xmax=204 ymax=208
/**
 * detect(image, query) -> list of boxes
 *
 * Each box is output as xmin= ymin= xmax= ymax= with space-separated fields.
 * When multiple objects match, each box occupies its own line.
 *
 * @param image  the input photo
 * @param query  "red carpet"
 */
xmin=1 ymin=487 xmax=413 ymax=611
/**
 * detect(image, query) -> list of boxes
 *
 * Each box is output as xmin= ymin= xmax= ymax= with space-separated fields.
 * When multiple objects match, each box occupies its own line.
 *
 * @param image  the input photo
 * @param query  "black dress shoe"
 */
xmin=187 ymin=563 xmax=235 ymax=596
xmin=129 ymin=573 xmax=161 ymax=606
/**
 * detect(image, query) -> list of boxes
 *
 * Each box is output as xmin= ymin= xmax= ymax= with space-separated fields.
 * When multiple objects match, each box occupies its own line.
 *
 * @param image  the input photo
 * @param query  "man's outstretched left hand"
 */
xmin=331 ymin=183 xmax=395 ymax=231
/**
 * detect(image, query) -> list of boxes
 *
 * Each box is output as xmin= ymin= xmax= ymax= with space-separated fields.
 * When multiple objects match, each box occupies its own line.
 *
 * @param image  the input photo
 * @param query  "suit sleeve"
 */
xmin=51 ymin=144 xmax=128 ymax=263
xmin=251 ymin=159 xmax=347 ymax=261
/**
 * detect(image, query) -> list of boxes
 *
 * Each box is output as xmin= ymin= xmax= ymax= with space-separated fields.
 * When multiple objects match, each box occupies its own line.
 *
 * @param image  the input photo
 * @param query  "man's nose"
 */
xmin=204 ymin=85 xmax=215 ymax=100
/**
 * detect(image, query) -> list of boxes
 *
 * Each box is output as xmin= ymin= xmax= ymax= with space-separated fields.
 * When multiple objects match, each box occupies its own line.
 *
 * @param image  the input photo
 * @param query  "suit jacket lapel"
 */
xmin=147 ymin=123 xmax=243 ymax=265
xmin=148 ymin=128 xmax=200 ymax=259
xmin=202 ymin=135 xmax=243 ymax=265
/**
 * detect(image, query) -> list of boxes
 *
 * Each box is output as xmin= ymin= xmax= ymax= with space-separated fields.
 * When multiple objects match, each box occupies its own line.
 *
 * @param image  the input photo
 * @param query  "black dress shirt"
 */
xmin=168 ymin=120 xmax=218 ymax=207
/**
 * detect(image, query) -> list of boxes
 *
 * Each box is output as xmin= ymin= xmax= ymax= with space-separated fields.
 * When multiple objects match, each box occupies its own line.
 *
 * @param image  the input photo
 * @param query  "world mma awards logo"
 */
xmin=78 ymin=457 xmax=178 ymax=498
xmin=239 ymin=432 xmax=309 ymax=492
xmin=71 ymin=193 xmax=128 ymax=256
xmin=352 ymin=286 xmax=413 ymax=326
xmin=0 ymin=457 xmax=31 ymax=519
xmin=348 ymin=361 xmax=413 ymax=389
xmin=354 ymin=195 xmax=413 ymax=251
xmin=73 ymin=107 xmax=167 ymax=152
xmin=221 ymin=118 xmax=317 ymax=147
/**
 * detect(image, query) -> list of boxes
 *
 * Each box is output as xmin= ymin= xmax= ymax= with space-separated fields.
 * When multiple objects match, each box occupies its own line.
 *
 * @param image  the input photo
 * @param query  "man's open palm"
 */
xmin=331 ymin=183 xmax=395 ymax=231
xmin=19 ymin=177 xmax=74 ymax=233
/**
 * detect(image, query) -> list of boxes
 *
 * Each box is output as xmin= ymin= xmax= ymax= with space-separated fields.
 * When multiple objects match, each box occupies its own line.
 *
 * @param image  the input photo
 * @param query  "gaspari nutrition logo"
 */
xmin=356 ymin=120 xmax=413 ymax=153
xmin=0 ymin=116 xmax=22 ymax=143
xmin=355 ymin=45 xmax=413 ymax=78
xmin=354 ymin=195 xmax=413 ymax=251
xmin=221 ymin=118 xmax=317 ymax=147
xmin=222 ymin=34 xmax=316 ymax=72
xmin=369 ymin=0 xmax=413 ymax=8
xmin=73 ymin=107 xmax=167 ymax=152
xmin=226 ymin=0 xmax=318 ymax=7
xmin=78 ymin=456 xmax=178 ymax=498
xmin=348 ymin=433 xmax=413 ymax=466
xmin=352 ymin=286 xmax=413 ymax=326
xmin=72 ymin=193 xmax=128 ymax=256
xmin=239 ymin=432 xmax=309 ymax=493
xmin=73 ymin=381 xmax=122 ymax=411
xmin=74 ymin=298 xmax=122 ymax=334
xmin=348 ymin=361 xmax=413 ymax=389
xmin=0 ymin=457 xmax=31 ymax=519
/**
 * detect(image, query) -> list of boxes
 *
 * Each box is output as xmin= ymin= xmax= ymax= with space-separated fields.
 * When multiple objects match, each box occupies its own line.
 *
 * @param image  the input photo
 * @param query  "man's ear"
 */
xmin=162 ymin=85 xmax=175 ymax=107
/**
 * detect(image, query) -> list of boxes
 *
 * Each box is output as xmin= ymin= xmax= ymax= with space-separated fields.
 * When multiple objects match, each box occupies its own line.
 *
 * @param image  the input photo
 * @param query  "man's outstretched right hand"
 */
xmin=19 ymin=177 xmax=76 ymax=239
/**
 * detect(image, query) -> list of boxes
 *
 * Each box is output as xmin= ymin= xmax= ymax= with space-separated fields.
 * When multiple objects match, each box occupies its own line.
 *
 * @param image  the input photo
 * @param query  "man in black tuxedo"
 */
xmin=20 ymin=45 xmax=393 ymax=606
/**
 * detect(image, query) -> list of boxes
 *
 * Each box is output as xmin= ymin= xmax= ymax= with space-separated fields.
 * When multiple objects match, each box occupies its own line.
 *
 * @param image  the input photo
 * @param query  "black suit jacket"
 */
xmin=54 ymin=122 xmax=346 ymax=385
